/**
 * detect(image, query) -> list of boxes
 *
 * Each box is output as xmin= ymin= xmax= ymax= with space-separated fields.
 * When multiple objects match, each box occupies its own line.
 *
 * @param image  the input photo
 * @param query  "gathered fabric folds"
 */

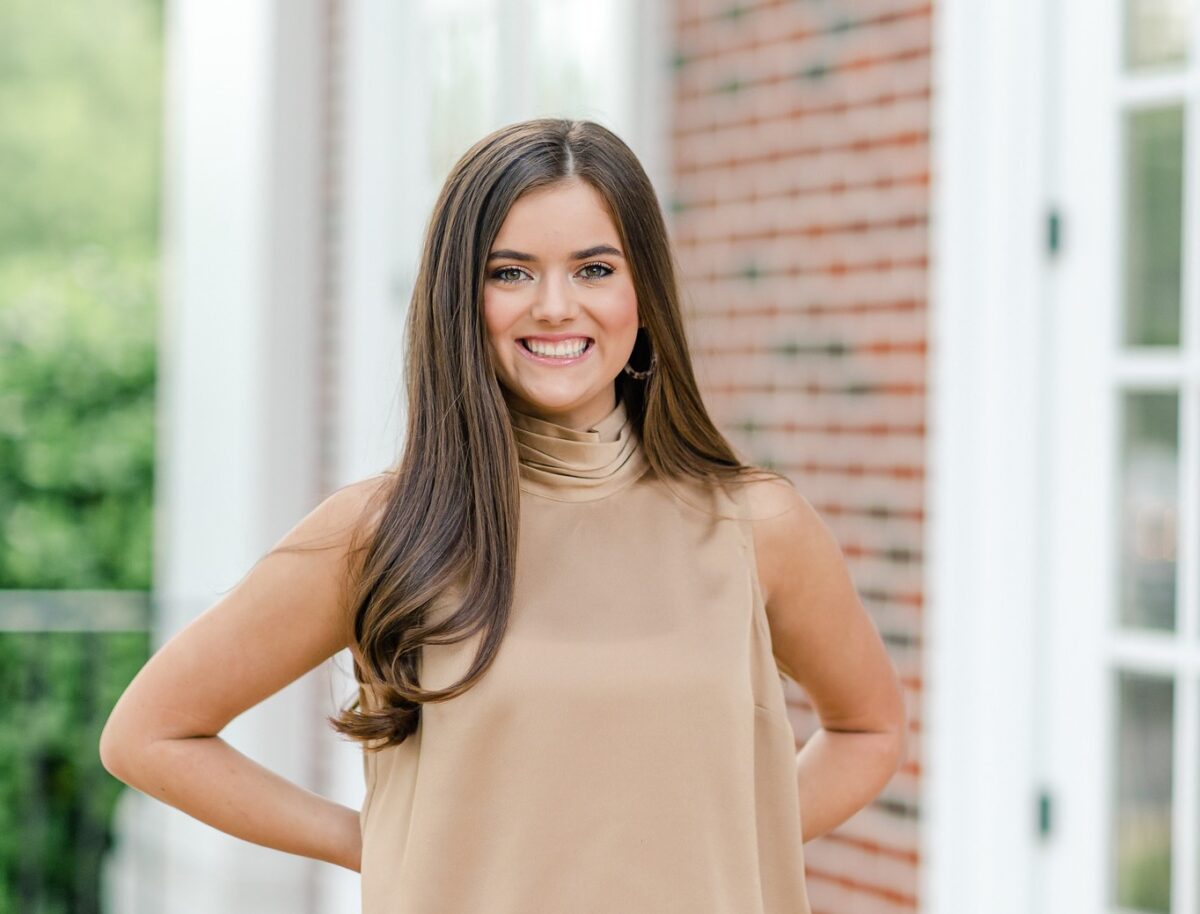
xmin=506 ymin=395 xmax=648 ymax=501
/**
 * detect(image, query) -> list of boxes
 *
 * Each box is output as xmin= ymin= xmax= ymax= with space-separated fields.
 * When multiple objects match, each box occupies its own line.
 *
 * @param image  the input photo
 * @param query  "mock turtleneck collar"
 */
xmin=506 ymin=396 xmax=650 ymax=502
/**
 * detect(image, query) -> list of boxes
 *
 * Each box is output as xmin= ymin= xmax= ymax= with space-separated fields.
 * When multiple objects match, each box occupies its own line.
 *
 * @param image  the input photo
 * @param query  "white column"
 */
xmin=923 ymin=0 xmax=1053 ymax=911
xmin=116 ymin=1 xmax=329 ymax=912
xmin=331 ymin=0 xmax=420 ymax=485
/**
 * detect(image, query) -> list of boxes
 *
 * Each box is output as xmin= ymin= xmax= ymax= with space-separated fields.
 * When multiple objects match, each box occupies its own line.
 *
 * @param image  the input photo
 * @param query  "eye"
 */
xmin=491 ymin=266 xmax=530 ymax=284
xmin=579 ymin=262 xmax=614 ymax=280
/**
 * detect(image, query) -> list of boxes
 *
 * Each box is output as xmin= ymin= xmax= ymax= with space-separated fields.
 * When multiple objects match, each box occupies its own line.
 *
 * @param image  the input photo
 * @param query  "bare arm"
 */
xmin=99 ymin=474 xmax=388 ymax=872
xmin=748 ymin=476 xmax=908 ymax=843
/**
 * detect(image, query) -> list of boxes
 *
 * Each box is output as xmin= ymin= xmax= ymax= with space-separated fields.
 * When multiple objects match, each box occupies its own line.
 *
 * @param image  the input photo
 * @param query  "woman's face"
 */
xmin=482 ymin=178 xmax=640 ymax=431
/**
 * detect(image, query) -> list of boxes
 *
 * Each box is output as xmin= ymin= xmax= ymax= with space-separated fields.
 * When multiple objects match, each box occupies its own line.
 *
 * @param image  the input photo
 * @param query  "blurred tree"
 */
xmin=0 ymin=1 xmax=162 ymax=912
xmin=0 ymin=0 xmax=162 ymax=252
xmin=0 ymin=249 xmax=157 ymax=588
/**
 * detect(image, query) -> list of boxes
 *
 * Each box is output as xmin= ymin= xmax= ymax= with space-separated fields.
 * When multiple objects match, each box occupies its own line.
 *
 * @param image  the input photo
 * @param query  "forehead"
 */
xmin=494 ymin=180 xmax=618 ymax=247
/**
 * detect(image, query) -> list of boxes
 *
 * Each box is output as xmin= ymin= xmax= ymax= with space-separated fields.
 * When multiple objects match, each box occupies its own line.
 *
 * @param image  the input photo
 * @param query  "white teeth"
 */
xmin=523 ymin=338 xmax=589 ymax=358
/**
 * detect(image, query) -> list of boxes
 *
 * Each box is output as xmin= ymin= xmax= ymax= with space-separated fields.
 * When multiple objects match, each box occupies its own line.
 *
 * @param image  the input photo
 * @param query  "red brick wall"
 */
xmin=668 ymin=3 xmax=931 ymax=910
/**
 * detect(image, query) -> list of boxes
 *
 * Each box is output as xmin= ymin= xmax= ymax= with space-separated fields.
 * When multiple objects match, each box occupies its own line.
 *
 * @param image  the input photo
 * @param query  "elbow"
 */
xmin=885 ymin=681 xmax=909 ymax=774
xmin=99 ymin=717 xmax=142 ymax=783
xmin=888 ymin=712 xmax=909 ymax=775
xmin=891 ymin=730 xmax=908 ymax=775
xmin=98 ymin=722 xmax=127 ymax=781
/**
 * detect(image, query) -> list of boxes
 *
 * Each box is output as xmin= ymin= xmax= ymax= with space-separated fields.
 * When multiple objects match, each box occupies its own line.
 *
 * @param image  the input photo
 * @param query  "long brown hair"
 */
xmin=330 ymin=117 xmax=786 ymax=750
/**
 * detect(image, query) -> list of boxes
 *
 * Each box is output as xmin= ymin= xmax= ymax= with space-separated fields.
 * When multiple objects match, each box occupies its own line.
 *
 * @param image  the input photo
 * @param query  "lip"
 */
xmin=515 ymin=337 xmax=595 ymax=366
xmin=519 ymin=333 xmax=595 ymax=343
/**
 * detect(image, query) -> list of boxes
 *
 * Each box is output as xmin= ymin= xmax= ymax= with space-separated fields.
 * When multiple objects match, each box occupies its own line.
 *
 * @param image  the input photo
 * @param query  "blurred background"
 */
xmin=0 ymin=0 xmax=1192 ymax=911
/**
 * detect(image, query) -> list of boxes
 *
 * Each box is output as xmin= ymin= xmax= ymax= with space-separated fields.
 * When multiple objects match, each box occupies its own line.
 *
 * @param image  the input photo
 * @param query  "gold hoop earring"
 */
xmin=622 ymin=328 xmax=656 ymax=381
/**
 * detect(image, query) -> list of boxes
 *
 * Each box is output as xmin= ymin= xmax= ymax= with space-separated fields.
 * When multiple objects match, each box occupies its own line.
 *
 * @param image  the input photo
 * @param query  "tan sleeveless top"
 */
xmin=359 ymin=396 xmax=811 ymax=913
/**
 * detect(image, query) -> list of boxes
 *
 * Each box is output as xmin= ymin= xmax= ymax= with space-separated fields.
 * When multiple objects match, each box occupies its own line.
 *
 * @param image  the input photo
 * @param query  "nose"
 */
xmin=529 ymin=270 xmax=579 ymax=323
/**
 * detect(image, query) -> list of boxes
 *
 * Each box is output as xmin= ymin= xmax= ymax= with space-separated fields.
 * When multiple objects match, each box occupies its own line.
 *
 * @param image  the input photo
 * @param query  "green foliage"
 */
xmin=0 ymin=1 xmax=163 ymax=911
xmin=0 ymin=0 xmax=163 ymax=252
xmin=0 ymin=247 xmax=157 ymax=590
xmin=1118 ymin=828 xmax=1171 ymax=912
xmin=0 ymin=631 xmax=150 ymax=914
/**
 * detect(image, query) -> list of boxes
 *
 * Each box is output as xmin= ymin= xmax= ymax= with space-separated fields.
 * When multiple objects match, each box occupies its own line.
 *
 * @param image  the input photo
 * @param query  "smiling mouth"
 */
xmin=518 ymin=338 xmax=594 ymax=356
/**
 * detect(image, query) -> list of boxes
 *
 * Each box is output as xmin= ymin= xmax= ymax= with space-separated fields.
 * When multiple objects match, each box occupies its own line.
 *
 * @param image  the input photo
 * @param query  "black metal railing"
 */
xmin=0 ymin=590 xmax=157 ymax=914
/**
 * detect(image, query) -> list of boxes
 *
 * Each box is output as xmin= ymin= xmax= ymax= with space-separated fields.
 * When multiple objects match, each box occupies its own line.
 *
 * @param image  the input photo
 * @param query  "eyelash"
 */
xmin=489 ymin=263 xmax=614 ymax=284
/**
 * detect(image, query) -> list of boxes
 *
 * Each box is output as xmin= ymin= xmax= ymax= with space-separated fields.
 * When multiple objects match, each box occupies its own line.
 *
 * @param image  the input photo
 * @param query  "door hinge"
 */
xmin=1037 ymin=788 xmax=1053 ymax=838
xmin=1046 ymin=207 xmax=1063 ymax=256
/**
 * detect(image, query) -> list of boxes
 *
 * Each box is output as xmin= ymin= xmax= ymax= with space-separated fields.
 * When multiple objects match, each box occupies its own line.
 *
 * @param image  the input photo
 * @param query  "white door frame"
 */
xmin=1045 ymin=0 xmax=1200 ymax=910
xmin=923 ymin=0 xmax=1058 ymax=910
xmin=1040 ymin=0 xmax=1119 ymax=908
xmin=1041 ymin=2 xmax=1120 ymax=909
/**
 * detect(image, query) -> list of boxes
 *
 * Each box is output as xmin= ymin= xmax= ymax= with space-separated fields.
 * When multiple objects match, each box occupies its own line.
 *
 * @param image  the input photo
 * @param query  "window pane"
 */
xmin=1111 ymin=671 xmax=1173 ymax=913
xmin=1120 ymin=106 xmax=1185 ymax=347
xmin=1116 ymin=390 xmax=1177 ymax=631
xmin=423 ymin=0 xmax=501 ymax=181
xmin=1124 ymin=0 xmax=1191 ymax=69
xmin=420 ymin=0 xmax=633 ymax=188
xmin=532 ymin=0 xmax=630 ymax=122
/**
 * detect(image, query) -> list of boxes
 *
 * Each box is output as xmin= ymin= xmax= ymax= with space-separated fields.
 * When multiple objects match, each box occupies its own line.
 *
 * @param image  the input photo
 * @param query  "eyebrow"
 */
xmin=486 ymin=244 xmax=625 ymax=262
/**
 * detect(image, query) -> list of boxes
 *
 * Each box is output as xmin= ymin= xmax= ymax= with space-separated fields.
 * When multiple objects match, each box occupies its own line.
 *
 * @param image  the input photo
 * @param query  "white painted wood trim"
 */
xmin=1046 ymin=1 xmax=1200 ymax=910
xmin=923 ymin=0 xmax=1055 ymax=910
xmin=1039 ymin=1 xmax=1119 ymax=907
xmin=119 ymin=2 xmax=329 ymax=912
xmin=628 ymin=0 xmax=673 ymax=215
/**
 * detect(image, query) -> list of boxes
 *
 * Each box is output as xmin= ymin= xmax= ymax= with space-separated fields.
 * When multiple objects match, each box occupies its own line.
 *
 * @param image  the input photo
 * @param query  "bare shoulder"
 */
xmin=315 ymin=470 xmax=393 ymax=524
xmin=99 ymin=470 xmax=396 ymax=770
xmin=306 ymin=471 xmax=393 ymax=546
xmin=739 ymin=470 xmax=806 ymax=519
xmin=331 ymin=470 xmax=392 ymax=505
xmin=739 ymin=472 xmax=828 ymax=608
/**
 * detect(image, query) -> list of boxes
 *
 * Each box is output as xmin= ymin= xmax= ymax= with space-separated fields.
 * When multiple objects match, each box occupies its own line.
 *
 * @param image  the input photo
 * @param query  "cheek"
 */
xmin=480 ymin=300 xmax=515 ymax=379
xmin=607 ymin=284 xmax=640 ymax=335
xmin=482 ymin=294 xmax=517 ymax=343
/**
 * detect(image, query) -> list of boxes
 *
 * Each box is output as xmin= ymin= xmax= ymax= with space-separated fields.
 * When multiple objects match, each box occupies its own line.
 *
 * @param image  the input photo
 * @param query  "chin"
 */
xmin=510 ymin=384 xmax=602 ymax=410
xmin=514 ymin=392 xmax=582 ymax=411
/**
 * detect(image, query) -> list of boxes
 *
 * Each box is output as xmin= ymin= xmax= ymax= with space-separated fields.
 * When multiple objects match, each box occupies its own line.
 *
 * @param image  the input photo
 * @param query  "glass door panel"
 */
xmin=1121 ymin=105 xmax=1186 ymax=347
xmin=1117 ymin=389 xmax=1179 ymax=631
xmin=1123 ymin=0 xmax=1192 ymax=69
xmin=1110 ymin=4 xmax=1192 ymax=911
xmin=1050 ymin=0 xmax=1198 ymax=910
xmin=1111 ymin=670 xmax=1174 ymax=912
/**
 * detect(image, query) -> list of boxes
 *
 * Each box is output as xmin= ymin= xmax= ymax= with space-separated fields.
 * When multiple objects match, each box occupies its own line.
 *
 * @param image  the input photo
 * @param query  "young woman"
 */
xmin=101 ymin=118 xmax=907 ymax=912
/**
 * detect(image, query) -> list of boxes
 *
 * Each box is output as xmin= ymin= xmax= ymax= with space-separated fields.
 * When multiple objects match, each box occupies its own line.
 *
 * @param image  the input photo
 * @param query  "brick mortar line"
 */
xmin=675 ymin=45 xmax=933 ymax=102
xmin=674 ymin=86 xmax=932 ymax=138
